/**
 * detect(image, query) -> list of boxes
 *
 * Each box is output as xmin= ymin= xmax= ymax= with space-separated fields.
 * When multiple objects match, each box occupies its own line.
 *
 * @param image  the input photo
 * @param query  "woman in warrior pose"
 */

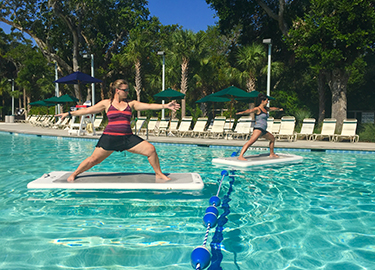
xmin=57 ymin=79 xmax=180 ymax=182
xmin=236 ymin=93 xmax=283 ymax=160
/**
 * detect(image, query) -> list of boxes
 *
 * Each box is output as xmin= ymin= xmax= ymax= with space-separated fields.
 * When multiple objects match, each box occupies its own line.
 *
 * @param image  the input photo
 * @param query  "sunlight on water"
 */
xmin=0 ymin=132 xmax=374 ymax=269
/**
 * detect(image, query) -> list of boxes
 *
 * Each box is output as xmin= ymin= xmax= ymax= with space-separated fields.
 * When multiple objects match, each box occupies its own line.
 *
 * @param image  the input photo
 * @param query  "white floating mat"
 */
xmin=212 ymin=153 xmax=303 ymax=168
xmin=27 ymin=171 xmax=204 ymax=191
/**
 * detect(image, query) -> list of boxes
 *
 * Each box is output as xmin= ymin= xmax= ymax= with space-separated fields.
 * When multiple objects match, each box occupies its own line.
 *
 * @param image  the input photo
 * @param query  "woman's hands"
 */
xmin=165 ymin=100 xmax=181 ymax=112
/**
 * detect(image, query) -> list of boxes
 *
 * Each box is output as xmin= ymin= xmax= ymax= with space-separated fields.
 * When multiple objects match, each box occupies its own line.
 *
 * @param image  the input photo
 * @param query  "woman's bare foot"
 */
xmin=269 ymin=153 xmax=279 ymax=158
xmin=237 ymin=156 xmax=247 ymax=161
xmin=67 ymin=174 xmax=77 ymax=182
xmin=155 ymin=173 xmax=171 ymax=183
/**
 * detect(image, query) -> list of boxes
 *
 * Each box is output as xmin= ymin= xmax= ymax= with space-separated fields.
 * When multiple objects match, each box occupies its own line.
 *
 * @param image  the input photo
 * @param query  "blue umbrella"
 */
xmin=54 ymin=71 xmax=102 ymax=84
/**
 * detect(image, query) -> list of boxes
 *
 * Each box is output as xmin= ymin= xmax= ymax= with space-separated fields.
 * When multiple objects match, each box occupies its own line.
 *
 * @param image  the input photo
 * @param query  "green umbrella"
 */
xmin=196 ymin=93 xmax=231 ymax=117
xmin=29 ymin=100 xmax=54 ymax=106
xmin=196 ymin=94 xmax=231 ymax=103
xmin=154 ymin=88 xmax=185 ymax=101
xmin=44 ymin=94 xmax=79 ymax=104
xmin=212 ymin=86 xmax=255 ymax=119
xmin=235 ymin=90 xmax=275 ymax=102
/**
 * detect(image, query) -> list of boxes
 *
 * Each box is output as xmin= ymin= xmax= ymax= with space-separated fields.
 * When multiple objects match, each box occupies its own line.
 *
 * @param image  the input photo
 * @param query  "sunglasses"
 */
xmin=118 ymin=88 xmax=129 ymax=92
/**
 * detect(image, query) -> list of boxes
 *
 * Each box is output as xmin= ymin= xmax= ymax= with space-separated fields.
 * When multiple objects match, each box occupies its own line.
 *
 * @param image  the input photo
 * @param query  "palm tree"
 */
xmin=236 ymin=43 xmax=266 ymax=92
xmin=170 ymin=29 xmax=203 ymax=117
xmin=120 ymin=29 xmax=152 ymax=117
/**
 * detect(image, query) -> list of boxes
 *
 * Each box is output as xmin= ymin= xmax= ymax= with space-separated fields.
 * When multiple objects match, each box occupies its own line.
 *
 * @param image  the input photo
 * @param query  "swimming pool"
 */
xmin=0 ymin=132 xmax=374 ymax=270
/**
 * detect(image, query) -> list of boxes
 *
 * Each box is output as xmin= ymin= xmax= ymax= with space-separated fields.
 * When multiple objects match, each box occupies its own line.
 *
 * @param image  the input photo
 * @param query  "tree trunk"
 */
xmin=247 ymin=77 xmax=256 ymax=119
xmin=317 ymin=70 xmax=326 ymax=125
xmin=180 ymin=57 xmax=189 ymax=118
xmin=135 ymin=59 xmax=142 ymax=118
xmin=326 ymin=68 xmax=349 ymax=132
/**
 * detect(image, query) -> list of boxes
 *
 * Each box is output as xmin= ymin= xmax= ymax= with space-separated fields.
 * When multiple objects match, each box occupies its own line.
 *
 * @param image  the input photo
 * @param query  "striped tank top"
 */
xmin=103 ymin=103 xmax=133 ymax=136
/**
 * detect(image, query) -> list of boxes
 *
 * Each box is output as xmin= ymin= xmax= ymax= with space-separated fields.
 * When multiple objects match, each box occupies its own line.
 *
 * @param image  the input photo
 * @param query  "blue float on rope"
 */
xmin=205 ymin=206 xmax=219 ymax=216
xmin=191 ymin=246 xmax=211 ymax=270
xmin=209 ymin=196 xmax=221 ymax=207
xmin=190 ymin=170 xmax=229 ymax=270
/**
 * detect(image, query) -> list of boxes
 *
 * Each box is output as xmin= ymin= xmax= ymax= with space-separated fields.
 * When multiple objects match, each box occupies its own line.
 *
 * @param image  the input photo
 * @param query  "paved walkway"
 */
xmin=1 ymin=122 xmax=375 ymax=152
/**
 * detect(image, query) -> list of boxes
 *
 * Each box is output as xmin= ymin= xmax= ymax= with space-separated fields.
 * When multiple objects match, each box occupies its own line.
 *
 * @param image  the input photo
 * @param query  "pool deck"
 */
xmin=1 ymin=122 xmax=375 ymax=152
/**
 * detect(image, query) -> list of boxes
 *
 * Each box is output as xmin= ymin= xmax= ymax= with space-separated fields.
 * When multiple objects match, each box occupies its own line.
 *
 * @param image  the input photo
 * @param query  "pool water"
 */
xmin=0 ymin=132 xmax=374 ymax=270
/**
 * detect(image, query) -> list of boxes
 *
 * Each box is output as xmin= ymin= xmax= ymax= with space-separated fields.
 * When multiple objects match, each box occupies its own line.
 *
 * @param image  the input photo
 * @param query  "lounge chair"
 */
xmin=176 ymin=117 xmax=193 ymax=137
xmin=167 ymin=119 xmax=180 ymax=136
xmin=313 ymin=118 xmax=337 ymax=141
xmin=205 ymin=116 xmax=226 ymax=139
xmin=223 ymin=118 xmax=236 ymax=139
xmin=186 ymin=117 xmax=209 ymax=138
xmin=334 ymin=119 xmax=359 ymax=143
xmin=132 ymin=116 xmax=147 ymax=135
xmin=296 ymin=118 xmax=316 ymax=140
xmin=156 ymin=118 xmax=170 ymax=136
xmin=51 ymin=117 xmax=69 ymax=129
xmin=229 ymin=116 xmax=254 ymax=140
xmin=275 ymin=116 xmax=297 ymax=142
xmin=93 ymin=115 xmax=104 ymax=131
xmin=35 ymin=115 xmax=55 ymax=127
xmin=143 ymin=117 xmax=159 ymax=136
xmin=271 ymin=119 xmax=281 ymax=135
xmin=266 ymin=117 xmax=274 ymax=133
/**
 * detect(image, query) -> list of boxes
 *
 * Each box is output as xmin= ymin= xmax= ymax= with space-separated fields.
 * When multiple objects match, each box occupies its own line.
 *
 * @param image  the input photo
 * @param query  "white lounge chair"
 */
xmin=296 ymin=118 xmax=316 ymax=140
xmin=229 ymin=116 xmax=254 ymax=140
xmin=93 ymin=115 xmax=104 ymax=131
xmin=313 ymin=118 xmax=337 ymax=141
xmin=186 ymin=117 xmax=209 ymax=138
xmin=143 ymin=117 xmax=159 ymax=136
xmin=156 ymin=118 xmax=170 ymax=136
xmin=167 ymin=119 xmax=180 ymax=136
xmin=271 ymin=119 xmax=281 ymax=135
xmin=177 ymin=117 xmax=193 ymax=137
xmin=275 ymin=116 xmax=297 ymax=142
xmin=132 ymin=116 xmax=147 ymax=135
xmin=334 ymin=119 xmax=359 ymax=143
xmin=266 ymin=117 xmax=274 ymax=133
xmin=223 ymin=118 xmax=236 ymax=139
xmin=205 ymin=116 xmax=226 ymax=139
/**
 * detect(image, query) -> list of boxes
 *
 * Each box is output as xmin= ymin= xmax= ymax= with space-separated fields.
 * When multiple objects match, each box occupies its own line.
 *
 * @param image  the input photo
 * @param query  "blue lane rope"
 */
xmin=209 ymin=170 xmax=236 ymax=270
xmin=190 ymin=170 xmax=229 ymax=270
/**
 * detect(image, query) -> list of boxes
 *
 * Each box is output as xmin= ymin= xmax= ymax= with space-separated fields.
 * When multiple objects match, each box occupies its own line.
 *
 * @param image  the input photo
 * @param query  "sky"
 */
xmin=0 ymin=0 xmax=217 ymax=36
xmin=147 ymin=0 xmax=217 ymax=32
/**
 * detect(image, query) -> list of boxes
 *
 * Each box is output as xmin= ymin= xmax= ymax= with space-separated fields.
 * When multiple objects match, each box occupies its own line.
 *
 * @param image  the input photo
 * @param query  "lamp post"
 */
xmin=8 ymin=79 xmax=14 ymax=115
xmin=83 ymin=53 xmax=95 ymax=106
xmin=263 ymin=38 xmax=272 ymax=106
xmin=157 ymin=51 xmax=165 ymax=119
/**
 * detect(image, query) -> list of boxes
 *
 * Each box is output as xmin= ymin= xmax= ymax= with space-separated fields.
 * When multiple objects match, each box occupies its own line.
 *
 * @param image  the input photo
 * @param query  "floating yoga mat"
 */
xmin=212 ymin=153 xmax=303 ymax=168
xmin=27 ymin=171 xmax=204 ymax=190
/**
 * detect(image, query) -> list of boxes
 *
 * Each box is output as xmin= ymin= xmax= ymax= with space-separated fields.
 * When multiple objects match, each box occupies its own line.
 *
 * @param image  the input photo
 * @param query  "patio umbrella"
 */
xmin=29 ymin=100 xmax=55 ymax=114
xmin=235 ymin=90 xmax=275 ymax=102
xmin=153 ymin=88 xmax=185 ymax=101
xmin=54 ymin=71 xmax=102 ymax=84
xmin=212 ymin=86 xmax=255 ymax=120
xmin=29 ymin=100 xmax=54 ymax=106
xmin=196 ymin=93 xmax=230 ymax=117
xmin=44 ymin=94 xmax=79 ymax=104
xmin=154 ymin=88 xmax=185 ymax=120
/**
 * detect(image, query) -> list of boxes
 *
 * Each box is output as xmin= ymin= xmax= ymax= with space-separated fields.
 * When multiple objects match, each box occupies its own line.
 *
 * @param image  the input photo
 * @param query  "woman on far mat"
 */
xmin=236 ymin=93 xmax=283 ymax=160
xmin=56 ymin=79 xmax=180 ymax=182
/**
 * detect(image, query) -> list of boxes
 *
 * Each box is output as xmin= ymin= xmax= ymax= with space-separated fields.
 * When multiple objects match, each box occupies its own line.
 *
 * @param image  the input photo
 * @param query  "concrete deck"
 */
xmin=1 ymin=122 xmax=374 ymax=152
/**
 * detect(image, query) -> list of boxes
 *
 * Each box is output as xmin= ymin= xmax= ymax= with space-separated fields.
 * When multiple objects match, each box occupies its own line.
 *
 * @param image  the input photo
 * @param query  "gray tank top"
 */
xmin=254 ymin=109 xmax=268 ymax=130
